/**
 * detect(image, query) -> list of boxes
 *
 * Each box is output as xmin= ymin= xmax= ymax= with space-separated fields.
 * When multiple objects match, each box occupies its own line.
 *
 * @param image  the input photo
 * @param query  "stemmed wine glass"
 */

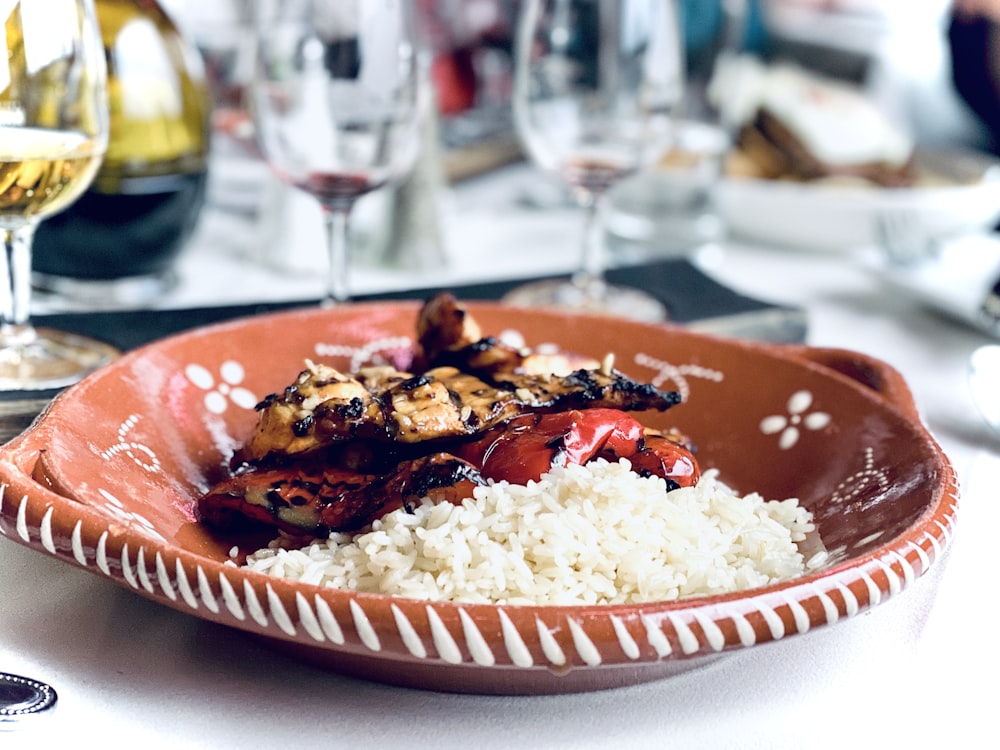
xmin=0 ymin=0 xmax=117 ymax=390
xmin=504 ymin=0 xmax=683 ymax=321
xmin=251 ymin=0 xmax=425 ymax=306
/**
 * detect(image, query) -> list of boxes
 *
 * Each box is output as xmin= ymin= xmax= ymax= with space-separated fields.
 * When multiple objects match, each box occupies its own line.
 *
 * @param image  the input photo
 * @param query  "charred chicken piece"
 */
xmin=243 ymin=363 xmax=408 ymax=460
xmin=414 ymin=292 xmax=600 ymax=377
xmin=413 ymin=291 xmax=483 ymax=366
xmin=199 ymin=451 xmax=486 ymax=535
xmin=243 ymin=362 xmax=681 ymax=463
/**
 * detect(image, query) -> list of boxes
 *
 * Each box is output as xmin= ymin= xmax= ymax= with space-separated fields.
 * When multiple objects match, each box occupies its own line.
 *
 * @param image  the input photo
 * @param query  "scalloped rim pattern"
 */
xmin=0 ymin=472 xmax=959 ymax=672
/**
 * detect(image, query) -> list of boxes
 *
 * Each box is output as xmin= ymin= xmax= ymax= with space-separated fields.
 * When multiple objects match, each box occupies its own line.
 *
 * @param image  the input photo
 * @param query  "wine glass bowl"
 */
xmin=0 ymin=0 xmax=118 ymax=390
xmin=251 ymin=0 xmax=424 ymax=306
xmin=504 ymin=0 xmax=683 ymax=321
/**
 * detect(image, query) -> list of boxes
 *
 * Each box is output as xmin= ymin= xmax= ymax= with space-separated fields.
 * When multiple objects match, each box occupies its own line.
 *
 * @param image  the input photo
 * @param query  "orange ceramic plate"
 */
xmin=0 ymin=301 xmax=957 ymax=694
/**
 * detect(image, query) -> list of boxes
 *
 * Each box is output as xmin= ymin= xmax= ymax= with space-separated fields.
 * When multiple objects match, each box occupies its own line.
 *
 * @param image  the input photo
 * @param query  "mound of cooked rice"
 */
xmin=241 ymin=459 xmax=816 ymax=605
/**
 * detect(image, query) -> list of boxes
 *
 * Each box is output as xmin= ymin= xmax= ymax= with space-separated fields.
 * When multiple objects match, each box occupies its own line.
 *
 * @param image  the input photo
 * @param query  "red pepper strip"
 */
xmin=621 ymin=433 xmax=700 ymax=489
xmin=457 ymin=409 xmax=649 ymax=486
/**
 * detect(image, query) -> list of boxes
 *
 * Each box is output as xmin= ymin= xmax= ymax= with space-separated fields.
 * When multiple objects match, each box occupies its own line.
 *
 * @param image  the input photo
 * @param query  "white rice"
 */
xmin=241 ymin=459 xmax=816 ymax=605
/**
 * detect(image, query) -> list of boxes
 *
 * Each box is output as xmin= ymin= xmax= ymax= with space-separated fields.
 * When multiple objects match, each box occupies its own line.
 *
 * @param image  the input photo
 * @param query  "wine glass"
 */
xmin=0 ymin=0 xmax=117 ymax=390
xmin=504 ymin=0 xmax=684 ymax=321
xmin=251 ymin=0 xmax=425 ymax=306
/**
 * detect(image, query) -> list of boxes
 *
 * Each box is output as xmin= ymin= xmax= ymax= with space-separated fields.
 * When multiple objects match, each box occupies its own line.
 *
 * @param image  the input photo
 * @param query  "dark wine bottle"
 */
xmin=33 ymin=0 xmax=211 ymax=303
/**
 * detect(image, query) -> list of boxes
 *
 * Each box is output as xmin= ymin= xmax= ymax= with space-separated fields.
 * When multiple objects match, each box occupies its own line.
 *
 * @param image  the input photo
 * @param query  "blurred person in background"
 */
xmin=949 ymin=0 xmax=1000 ymax=153
xmin=681 ymin=0 xmax=770 ymax=70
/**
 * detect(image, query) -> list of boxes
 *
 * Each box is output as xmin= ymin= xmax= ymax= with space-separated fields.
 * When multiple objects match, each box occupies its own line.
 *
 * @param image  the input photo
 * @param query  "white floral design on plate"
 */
xmin=633 ymin=352 xmax=724 ymax=401
xmin=760 ymin=390 xmax=832 ymax=449
xmin=186 ymin=361 xmax=257 ymax=415
xmin=100 ymin=414 xmax=160 ymax=472
xmin=830 ymin=447 xmax=890 ymax=507
xmin=313 ymin=336 xmax=413 ymax=372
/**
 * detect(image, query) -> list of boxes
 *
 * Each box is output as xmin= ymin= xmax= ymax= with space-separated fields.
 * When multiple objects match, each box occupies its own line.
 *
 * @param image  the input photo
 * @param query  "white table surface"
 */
xmin=3 ymin=163 xmax=998 ymax=748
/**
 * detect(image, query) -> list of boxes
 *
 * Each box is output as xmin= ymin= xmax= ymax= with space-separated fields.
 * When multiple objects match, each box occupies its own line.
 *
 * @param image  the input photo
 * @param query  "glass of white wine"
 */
xmin=0 ymin=0 xmax=117 ymax=390
xmin=504 ymin=0 xmax=684 ymax=322
xmin=251 ymin=0 xmax=425 ymax=306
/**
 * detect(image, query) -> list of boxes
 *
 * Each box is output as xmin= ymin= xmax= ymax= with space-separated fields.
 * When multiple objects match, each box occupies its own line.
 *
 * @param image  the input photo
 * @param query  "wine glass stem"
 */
xmin=0 ymin=225 xmax=37 ymax=343
xmin=322 ymin=205 xmax=352 ymax=307
xmin=573 ymin=189 xmax=606 ymax=298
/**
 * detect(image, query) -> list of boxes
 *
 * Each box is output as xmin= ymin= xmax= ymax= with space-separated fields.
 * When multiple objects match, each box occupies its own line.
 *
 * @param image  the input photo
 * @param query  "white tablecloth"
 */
xmin=3 ymin=164 xmax=997 ymax=748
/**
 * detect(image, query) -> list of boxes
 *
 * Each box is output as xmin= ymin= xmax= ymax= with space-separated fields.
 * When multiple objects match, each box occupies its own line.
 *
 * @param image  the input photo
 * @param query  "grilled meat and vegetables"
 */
xmin=198 ymin=293 xmax=696 ymax=537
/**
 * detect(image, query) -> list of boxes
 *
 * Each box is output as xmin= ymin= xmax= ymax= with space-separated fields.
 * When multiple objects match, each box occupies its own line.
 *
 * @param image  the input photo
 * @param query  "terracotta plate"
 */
xmin=0 ymin=301 xmax=958 ymax=694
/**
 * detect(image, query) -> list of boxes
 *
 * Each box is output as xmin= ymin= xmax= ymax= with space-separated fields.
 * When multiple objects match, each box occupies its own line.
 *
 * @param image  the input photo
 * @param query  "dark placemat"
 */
xmin=34 ymin=259 xmax=804 ymax=352
xmin=0 ymin=259 xmax=805 ymax=442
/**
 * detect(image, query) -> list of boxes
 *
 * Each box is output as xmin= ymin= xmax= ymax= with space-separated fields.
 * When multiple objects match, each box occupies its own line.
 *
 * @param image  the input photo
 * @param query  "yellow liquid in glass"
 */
xmin=0 ymin=128 xmax=104 ymax=222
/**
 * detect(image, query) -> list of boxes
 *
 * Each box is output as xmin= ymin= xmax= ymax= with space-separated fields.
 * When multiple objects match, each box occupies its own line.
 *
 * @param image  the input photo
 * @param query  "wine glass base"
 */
xmin=0 ymin=328 xmax=120 ymax=391
xmin=501 ymin=279 xmax=668 ymax=323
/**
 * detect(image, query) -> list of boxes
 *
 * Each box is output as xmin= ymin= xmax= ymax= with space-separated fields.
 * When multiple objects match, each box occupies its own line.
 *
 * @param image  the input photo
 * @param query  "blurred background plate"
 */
xmin=716 ymin=145 xmax=1000 ymax=252
xmin=871 ymin=232 xmax=1000 ymax=338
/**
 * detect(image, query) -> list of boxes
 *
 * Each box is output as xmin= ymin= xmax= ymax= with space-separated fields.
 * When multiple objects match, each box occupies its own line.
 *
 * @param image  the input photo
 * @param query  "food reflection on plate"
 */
xmin=0 ymin=297 xmax=958 ymax=694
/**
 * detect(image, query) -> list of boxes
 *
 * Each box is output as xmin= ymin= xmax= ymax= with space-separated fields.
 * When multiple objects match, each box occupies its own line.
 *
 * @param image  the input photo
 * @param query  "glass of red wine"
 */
xmin=251 ymin=0 xmax=425 ymax=305
xmin=504 ymin=0 xmax=684 ymax=321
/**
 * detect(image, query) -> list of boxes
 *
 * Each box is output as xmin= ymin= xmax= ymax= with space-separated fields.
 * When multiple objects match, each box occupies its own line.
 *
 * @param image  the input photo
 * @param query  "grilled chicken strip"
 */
xmin=200 ymin=452 xmax=486 ymax=535
xmin=242 ymin=363 xmax=407 ymax=459
xmin=242 ymin=360 xmax=681 ymax=463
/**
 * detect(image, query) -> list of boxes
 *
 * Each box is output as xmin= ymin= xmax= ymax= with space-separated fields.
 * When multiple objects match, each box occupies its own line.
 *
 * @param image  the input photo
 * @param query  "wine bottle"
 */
xmin=32 ymin=0 xmax=211 ymax=303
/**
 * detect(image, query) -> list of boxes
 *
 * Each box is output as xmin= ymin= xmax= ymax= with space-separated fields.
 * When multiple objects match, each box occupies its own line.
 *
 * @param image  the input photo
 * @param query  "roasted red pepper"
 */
xmin=455 ymin=408 xmax=699 ymax=488
xmin=624 ymin=433 xmax=700 ymax=488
